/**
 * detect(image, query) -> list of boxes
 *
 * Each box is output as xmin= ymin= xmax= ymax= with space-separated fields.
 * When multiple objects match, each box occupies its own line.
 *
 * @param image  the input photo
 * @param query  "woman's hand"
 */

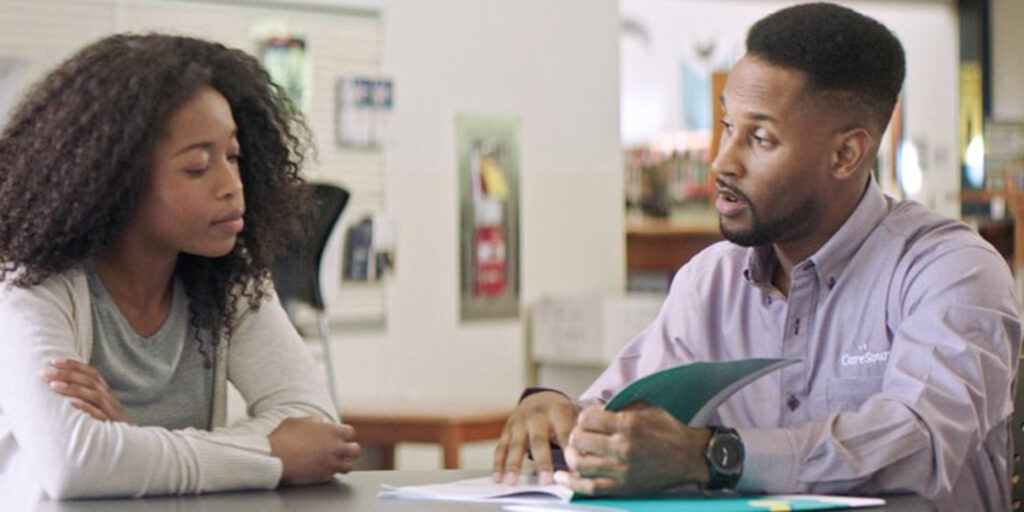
xmin=270 ymin=416 xmax=361 ymax=486
xmin=41 ymin=358 xmax=134 ymax=424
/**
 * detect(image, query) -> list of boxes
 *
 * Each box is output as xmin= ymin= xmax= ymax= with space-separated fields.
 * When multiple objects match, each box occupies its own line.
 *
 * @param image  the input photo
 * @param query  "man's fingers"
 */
xmin=576 ymin=406 xmax=620 ymax=435
xmin=568 ymin=429 xmax=615 ymax=458
xmin=492 ymin=424 xmax=514 ymax=481
xmin=526 ymin=419 xmax=554 ymax=483
xmin=501 ymin=426 xmax=529 ymax=485
xmin=551 ymin=407 xmax=574 ymax=449
xmin=554 ymin=471 xmax=622 ymax=496
xmin=572 ymin=451 xmax=626 ymax=480
xmin=564 ymin=444 xmax=581 ymax=472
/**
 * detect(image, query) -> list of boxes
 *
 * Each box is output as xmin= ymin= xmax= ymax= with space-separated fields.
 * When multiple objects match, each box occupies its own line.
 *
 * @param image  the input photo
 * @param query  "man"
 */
xmin=492 ymin=3 xmax=1021 ymax=512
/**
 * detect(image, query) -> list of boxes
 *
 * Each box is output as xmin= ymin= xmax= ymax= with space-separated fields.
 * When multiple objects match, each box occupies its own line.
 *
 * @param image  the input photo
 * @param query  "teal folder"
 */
xmin=604 ymin=358 xmax=797 ymax=426
xmin=507 ymin=494 xmax=883 ymax=511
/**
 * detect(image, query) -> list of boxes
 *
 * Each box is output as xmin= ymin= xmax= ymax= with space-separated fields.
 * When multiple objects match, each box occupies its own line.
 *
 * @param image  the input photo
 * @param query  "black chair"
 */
xmin=273 ymin=183 xmax=350 ymax=409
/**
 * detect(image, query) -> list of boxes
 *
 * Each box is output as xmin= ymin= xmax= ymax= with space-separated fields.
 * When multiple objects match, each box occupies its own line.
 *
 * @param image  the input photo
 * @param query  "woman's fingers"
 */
xmin=42 ymin=359 xmax=133 ymax=424
xmin=70 ymin=398 xmax=111 ymax=421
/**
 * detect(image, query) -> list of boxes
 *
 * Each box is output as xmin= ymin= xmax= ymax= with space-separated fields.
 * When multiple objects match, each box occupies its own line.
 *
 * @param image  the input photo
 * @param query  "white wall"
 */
xmin=992 ymin=0 xmax=1024 ymax=121
xmin=325 ymin=0 xmax=625 ymax=406
xmin=620 ymin=0 xmax=960 ymax=216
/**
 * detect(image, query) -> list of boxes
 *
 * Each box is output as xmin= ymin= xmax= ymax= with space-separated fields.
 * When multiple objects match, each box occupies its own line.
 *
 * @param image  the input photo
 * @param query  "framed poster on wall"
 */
xmin=457 ymin=114 xmax=521 ymax=321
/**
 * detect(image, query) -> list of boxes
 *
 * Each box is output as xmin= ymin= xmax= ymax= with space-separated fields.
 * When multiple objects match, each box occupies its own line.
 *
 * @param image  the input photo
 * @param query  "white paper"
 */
xmin=378 ymin=475 xmax=573 ymax=504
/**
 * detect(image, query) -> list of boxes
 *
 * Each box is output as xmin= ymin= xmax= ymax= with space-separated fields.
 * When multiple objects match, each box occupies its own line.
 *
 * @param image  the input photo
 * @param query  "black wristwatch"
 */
xmin=702 ymin=426 xmax=744 ymax=490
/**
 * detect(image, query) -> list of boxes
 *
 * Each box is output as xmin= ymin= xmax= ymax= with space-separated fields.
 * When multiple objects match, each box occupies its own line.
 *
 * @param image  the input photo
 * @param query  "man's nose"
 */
xmin=711 ymin=134 xmax=743 ymax=179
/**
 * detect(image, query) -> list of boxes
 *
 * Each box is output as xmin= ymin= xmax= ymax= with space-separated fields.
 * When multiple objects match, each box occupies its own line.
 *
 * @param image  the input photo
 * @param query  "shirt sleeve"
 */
xmin=213 ymin=289 xmax=339 ymax=436
xmin=0 ymin=281 xmax=330 ymax=500
xmin=737 ymin=245 xmax=1020 ymax=498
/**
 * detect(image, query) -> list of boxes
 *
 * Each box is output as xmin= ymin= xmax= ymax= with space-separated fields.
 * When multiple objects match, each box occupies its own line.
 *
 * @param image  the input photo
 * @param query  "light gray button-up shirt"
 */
xmin=581 ymin=181 xmax=1021 ymax=512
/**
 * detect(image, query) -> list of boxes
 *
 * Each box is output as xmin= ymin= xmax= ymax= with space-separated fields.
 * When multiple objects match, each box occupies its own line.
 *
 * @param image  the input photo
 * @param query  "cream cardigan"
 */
xmin=0 ymin=266 xmax=337 ymax=505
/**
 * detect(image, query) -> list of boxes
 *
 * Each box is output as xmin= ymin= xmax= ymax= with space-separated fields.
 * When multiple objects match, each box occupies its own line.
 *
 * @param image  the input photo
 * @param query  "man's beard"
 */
xmin=718 ymin=184 xmax=815 ymax=247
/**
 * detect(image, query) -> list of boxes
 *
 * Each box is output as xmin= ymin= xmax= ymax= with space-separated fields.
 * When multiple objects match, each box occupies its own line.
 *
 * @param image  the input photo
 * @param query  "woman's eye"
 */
xmin=185 ymin=168 xmax=208 ymax=176
xmin=227 ymin=153 xmax=242 ymax=164
xmin=720 ymin=120 xmax=734 ymax=134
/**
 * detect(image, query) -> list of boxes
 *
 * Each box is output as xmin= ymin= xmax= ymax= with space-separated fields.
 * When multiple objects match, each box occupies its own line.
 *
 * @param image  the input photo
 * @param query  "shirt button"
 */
xmin=827 ymin=276 xmax=836 ymax=289
xmin=786 ymin=395 xmax=800 ymax=411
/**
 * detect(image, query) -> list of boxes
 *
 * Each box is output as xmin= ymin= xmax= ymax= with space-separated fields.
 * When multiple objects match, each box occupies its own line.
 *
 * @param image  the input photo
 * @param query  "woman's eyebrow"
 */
xmin=172 ymin=130 xmax=238 ymax=157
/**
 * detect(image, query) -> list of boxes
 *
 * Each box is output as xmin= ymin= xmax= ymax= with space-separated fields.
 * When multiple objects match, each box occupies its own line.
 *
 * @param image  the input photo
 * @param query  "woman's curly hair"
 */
xmin=0 ymin=33 xmax=312 ymax=366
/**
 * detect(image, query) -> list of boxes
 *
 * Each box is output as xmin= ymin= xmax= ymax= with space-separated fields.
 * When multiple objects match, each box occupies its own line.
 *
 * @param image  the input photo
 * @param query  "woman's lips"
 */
xmin=212 ymin=210 xmax=244 ymax=234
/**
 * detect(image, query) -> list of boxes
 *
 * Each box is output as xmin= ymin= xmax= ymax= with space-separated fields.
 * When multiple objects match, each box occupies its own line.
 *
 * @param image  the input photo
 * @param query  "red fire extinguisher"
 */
xmin=474 ymin=198 xmax=506 ymax=297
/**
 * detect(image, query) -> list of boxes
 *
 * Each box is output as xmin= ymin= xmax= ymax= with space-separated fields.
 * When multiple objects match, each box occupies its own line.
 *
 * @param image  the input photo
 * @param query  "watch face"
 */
xmin=711 ymin=435 xmax=743 ymax=473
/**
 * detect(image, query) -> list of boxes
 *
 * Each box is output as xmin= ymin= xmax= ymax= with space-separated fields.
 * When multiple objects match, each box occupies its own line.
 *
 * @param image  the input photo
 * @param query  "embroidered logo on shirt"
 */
xmin=840 ymin=348 xmax=890 ymax=367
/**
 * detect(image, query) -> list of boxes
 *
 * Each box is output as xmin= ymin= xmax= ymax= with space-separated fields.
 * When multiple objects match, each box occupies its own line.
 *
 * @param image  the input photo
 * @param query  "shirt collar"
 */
xmin=743 ymin=176 xmax=890 ymax=290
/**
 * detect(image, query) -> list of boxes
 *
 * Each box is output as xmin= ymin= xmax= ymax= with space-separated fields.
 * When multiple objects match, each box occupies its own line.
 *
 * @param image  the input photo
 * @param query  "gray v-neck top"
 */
xmin=86 ymin=267 xmax=212 ymax=430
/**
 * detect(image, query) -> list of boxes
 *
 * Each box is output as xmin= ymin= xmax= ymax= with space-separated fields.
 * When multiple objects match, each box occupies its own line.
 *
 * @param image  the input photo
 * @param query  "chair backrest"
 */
xmin=272 ymin=183 xmax=350 ymax=311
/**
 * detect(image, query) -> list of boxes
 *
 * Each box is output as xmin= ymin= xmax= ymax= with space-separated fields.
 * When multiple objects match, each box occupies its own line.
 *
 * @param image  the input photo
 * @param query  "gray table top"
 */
xmin=37 ymin=470 xmax=935 ymax=512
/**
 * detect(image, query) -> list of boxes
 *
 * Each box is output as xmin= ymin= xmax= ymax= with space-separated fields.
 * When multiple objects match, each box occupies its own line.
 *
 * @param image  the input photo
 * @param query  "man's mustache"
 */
xmin=715 ymin=178 xmax=752 ymax=207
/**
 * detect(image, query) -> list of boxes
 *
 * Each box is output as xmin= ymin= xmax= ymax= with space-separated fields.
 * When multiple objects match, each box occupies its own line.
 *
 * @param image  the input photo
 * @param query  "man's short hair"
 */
xmin=746 ymin=2 xmax=906 ymax=134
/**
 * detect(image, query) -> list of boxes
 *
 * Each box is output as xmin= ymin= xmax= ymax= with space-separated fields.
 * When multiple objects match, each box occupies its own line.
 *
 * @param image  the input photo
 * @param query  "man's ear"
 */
xmin=830 ymin=128 xmax=872 ymax=181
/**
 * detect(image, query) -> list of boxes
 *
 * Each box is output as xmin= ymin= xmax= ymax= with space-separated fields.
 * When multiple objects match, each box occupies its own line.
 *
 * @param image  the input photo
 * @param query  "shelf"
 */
xmin=626 ymin=216 xmax=722 ymax=273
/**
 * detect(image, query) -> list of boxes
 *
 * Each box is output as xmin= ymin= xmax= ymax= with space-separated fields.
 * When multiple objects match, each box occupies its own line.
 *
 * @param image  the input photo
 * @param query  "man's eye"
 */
xmin=751 ymin=133 xmax=775 ymax=149
xmin=185 ymin=168 xmax=208 ymax=176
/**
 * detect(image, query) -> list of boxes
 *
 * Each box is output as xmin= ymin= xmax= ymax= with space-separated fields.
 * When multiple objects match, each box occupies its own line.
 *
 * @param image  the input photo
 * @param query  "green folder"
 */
xmin=509 ymin=494 xmax=883 ymax=511
xmin=603 ymin=358 xmax=798 ymax=426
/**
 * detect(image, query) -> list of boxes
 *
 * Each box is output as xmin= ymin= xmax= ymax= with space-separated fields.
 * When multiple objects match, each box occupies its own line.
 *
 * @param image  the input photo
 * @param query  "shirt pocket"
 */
xmin=826 ymin=376 xmax=884 ymax=413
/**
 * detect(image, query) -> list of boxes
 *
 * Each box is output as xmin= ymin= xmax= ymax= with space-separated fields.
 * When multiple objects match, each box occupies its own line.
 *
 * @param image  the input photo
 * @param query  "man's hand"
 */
xmin=492 ymin=391 xmax=578 ymax=485
xmin=41 ymin=358 xmax=134 ymax=424
xmin=557 ymin=405 xmax=711 ymax=496
xmin=269 ymin=416 xmax=361 ymax=486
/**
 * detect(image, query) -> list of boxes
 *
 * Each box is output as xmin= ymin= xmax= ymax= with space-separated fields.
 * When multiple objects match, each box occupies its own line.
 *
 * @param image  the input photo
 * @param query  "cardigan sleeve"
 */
xmin=0 ymin=278 xmax=333 ymax=499
xmin=212 ymin=289 xmax=339 ymax=436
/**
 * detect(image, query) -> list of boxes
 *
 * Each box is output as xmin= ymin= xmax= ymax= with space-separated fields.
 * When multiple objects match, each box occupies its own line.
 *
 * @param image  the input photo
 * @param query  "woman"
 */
xmin=0 ymin=34 xmax=359 ymax=504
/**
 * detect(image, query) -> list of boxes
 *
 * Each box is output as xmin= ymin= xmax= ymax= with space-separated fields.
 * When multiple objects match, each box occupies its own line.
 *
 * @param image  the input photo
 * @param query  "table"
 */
xmin=343 ymin=402 xmax=511 ymax=469
xmin=38 ymin=470 xmax=935 ymax=512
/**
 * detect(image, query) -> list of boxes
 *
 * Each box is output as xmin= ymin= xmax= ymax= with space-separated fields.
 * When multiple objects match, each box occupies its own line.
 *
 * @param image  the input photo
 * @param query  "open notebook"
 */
xmin=379 ymin=475 xmax=572 ymax=504
xmin=378 ymin=476 xmax=884 ymax=511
